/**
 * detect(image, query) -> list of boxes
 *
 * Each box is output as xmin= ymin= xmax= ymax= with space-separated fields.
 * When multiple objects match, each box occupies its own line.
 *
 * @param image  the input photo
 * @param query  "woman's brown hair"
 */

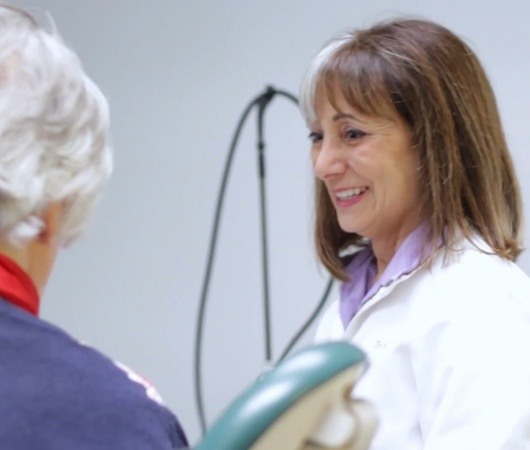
xmin=299 ymin=19 xmax=522 ymax=280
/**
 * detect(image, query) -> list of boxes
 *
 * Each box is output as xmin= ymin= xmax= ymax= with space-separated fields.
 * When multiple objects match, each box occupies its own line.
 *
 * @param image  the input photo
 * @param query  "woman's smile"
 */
xmin=332 ymin=186 xmax=369 ymax=207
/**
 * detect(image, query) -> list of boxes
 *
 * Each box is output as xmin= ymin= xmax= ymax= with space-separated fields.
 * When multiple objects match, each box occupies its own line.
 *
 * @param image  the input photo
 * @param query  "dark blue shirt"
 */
xmin=0 ymin=298 xmax=188 ymax=449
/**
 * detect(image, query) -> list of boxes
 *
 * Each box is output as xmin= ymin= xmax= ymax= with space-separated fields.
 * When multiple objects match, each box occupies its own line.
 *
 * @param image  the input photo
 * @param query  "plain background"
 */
xmin=10 ymin=0 xmax=530 ymax=445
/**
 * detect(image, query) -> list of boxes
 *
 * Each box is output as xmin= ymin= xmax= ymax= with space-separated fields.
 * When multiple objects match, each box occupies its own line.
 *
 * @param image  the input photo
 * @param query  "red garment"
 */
xmin=0 ymin=253 xmax=39 ymax=316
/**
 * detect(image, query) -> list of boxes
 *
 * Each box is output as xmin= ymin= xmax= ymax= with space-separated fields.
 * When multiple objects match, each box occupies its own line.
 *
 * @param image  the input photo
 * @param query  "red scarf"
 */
xmin=0 ymin=253 xmax=40 ymax=316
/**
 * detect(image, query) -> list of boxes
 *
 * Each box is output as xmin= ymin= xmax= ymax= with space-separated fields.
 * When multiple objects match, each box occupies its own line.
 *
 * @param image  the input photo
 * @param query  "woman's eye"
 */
xmin=308 ymin=131 xmax=323 ymax=143
xmin=344 ymin=128 xmax=366 ymax=141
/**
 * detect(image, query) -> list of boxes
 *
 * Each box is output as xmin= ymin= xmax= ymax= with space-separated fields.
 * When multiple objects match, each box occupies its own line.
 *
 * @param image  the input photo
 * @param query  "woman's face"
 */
xmin=310 ymin=92 xmax=423 ymax=248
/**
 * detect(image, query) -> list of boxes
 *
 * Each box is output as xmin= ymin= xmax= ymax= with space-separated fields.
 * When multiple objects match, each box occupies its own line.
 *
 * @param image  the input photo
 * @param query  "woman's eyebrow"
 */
xmin=332 ymin=112 xmax=365 ymax=123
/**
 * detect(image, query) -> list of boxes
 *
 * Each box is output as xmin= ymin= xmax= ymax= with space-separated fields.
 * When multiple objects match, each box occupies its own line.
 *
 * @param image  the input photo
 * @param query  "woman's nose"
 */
xmin=312 ymin=140 xmax=346 ymax=180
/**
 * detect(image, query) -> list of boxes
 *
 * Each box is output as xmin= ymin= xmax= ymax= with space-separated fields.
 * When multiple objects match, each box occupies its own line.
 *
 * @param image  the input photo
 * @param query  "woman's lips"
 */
xmin=333 ymin=186 xmax=368 ymax=207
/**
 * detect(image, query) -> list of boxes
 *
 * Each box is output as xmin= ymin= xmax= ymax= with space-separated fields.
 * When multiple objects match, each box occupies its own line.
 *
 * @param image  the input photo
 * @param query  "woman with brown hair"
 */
xmin=301 ymin=19 xmax=530 ymax=449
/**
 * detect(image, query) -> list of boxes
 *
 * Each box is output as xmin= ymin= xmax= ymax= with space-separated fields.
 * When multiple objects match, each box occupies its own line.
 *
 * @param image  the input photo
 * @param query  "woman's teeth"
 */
xmin=336 ymin=187 xmax=367 ymax=199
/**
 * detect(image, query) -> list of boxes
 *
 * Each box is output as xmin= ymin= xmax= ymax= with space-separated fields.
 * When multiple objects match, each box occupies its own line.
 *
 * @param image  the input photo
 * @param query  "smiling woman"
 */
xmin=309 ymin=97 xmax=422 ymax=275
xmin=299 ymin=18 xmax=530 ymax=450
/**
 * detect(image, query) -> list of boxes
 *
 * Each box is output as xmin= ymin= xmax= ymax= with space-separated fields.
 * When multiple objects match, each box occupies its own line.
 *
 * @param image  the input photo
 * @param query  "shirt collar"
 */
xmin=0 ymin=253 xmax=40 ymax=316
xmin=340 ymin=223 xmax=432 ymax=327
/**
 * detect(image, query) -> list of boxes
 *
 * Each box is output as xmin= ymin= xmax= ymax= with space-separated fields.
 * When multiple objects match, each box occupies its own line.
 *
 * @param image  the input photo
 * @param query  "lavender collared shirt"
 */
xmin=340 ymin=224 xmax=432 ymax=328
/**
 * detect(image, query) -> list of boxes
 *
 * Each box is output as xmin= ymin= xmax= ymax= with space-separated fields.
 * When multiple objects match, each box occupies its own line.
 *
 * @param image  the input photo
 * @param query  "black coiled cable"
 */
xmin=193 ymin=86 xmax=333 ymax=435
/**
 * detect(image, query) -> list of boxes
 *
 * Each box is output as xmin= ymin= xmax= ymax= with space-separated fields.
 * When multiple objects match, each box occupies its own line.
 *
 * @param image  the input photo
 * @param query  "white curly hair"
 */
xmin=0 ymin=3 xmax=112 ymax=246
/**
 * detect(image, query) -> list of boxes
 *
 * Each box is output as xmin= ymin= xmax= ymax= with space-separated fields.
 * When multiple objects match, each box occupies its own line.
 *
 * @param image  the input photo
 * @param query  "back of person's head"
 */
xmin=0 ymin=3 xmax=112 ymax=247
xmin=300 ymin=18 xmax=522 ymax=279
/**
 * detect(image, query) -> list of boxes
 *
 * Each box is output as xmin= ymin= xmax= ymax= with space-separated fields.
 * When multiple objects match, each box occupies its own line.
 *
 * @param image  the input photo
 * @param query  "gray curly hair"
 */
xmin=0 ymin=3 xmax=112 ymax=246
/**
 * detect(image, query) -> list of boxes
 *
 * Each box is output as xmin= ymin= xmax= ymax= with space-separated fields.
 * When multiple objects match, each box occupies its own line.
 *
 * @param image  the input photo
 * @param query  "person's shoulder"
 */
xmin=53 ymin=334 xmax=189 ymax=448
xmin=429 ymin=236 xmax=529 ymax=289
xmin=415 ymin=237 xmax=530 ymax=320
xmin=0 ymin=304 xmax=188 ymax=449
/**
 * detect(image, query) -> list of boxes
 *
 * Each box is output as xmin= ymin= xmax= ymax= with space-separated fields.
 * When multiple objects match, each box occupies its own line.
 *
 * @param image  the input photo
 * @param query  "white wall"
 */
xmin=11 ymin=0 xmax=530 ymax=445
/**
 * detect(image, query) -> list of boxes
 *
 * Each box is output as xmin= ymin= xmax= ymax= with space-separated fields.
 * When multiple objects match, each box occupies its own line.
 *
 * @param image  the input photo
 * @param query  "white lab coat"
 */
xmin=315 ymin=238 xmax=530 ymax=449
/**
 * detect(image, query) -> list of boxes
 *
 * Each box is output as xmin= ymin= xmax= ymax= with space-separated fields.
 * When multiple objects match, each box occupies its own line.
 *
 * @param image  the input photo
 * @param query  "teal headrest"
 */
xmin=196 ymin=341 xmax=366 ymax=450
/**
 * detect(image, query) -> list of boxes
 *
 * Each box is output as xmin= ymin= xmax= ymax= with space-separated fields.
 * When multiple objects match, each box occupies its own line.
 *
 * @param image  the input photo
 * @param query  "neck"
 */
xmin=371 ymin=222 xmax=424 ymax=277
xmin=371 ymin=239 xmax=401 ymax=278
xmin=0 ymin=202 xmax=63 ymax=297
xmin=0 ymin=241 xmax=29 ymax=273
xmin=0 ymin=239 xmax=56 ymax=297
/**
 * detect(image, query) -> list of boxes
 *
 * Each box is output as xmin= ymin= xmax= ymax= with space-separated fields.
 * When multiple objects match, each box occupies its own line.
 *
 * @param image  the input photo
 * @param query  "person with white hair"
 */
xmin=0 ymin=3 xmax=187 ymax=448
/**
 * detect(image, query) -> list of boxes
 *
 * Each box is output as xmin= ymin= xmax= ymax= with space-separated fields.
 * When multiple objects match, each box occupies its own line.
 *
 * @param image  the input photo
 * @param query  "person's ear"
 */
xmin=37 ymin=202 xmax=63 ymax=244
